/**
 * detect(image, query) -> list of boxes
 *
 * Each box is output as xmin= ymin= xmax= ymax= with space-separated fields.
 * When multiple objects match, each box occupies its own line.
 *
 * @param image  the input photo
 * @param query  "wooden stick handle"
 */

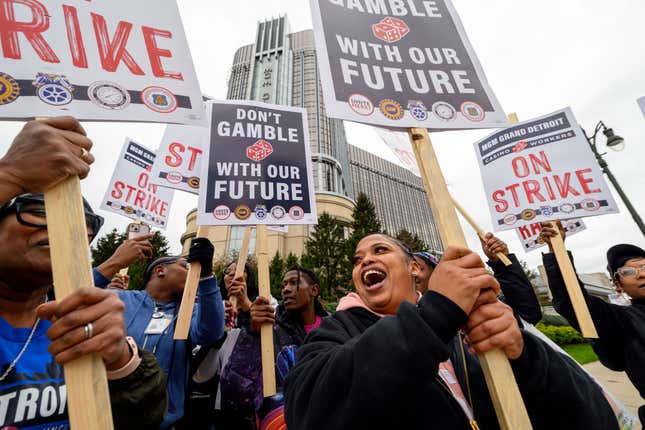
xmin=256 ymin=225 xmax=276 ymax=397
xmin=549 ymin=222 xmax=598 ymax=338
xmin=174 ymin=225 xmax=210 ymax=340
xmin=230 ymin=226 xmax=252 ymax=309
xmin=408 ymin=128 xmax=531 ymax=430
xmin=450 ymin=195 xmax=512 ymax=266
xmin=44 ymin=176 xmax=114 ymax=430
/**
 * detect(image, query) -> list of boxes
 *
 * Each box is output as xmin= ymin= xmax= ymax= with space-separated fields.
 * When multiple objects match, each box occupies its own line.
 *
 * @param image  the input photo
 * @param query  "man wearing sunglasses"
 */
xmin=0 ymin=117 xmax=167 ymax=429
xmin=540 ymin=221 xmax=645 ymax=426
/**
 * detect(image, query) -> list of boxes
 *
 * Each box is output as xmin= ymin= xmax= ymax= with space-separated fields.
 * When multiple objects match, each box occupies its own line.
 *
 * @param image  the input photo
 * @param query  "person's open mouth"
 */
xmin=362 ymin=269 xmax=386 ymax=291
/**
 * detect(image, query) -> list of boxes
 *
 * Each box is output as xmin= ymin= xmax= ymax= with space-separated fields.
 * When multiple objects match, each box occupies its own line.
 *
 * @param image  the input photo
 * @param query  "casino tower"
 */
xmin=181 ymin=16 xmax=442 ymax=257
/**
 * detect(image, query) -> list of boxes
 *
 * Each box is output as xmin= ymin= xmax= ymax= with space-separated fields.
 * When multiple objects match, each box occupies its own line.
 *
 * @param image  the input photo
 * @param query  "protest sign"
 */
xmin=516 ymin=218 xmax=586 ymax=253
xmin=475 ymin=108 xmax=619 ymax=232
xmin=150 ymin=125 xmax=207 ymax=193
xmin=310 ymin=0 xmax=507 ymax=129
xmin=197 ymin=100 xmax=317 ymax=226
xmin=101 ymin=138 xmax=174 ymax=228
xmin=638 ymin=96 xmax=645 ymax=118
xmin=375 ymin=128 xmax=421 ymax=176
xmin=0 ymin=0 xmax=204 ymax=125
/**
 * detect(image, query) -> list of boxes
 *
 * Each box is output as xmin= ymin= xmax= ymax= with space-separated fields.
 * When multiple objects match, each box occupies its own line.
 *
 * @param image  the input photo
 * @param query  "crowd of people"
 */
xmin=0 ymin=117 xmax=642 ymax=429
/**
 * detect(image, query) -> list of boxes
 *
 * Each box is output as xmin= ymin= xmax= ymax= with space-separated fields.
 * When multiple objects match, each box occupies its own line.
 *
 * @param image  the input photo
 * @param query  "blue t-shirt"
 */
xmin=0 ymin=316 xmax=69 ymax=430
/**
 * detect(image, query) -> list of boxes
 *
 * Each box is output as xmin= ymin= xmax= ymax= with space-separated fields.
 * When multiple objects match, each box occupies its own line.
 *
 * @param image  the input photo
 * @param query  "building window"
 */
xmin=227 ymin=226 xmax=256 ymax=256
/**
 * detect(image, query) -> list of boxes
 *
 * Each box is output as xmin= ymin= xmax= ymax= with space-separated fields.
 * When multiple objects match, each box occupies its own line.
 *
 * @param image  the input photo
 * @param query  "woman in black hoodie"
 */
xmin=284 ymin=233 xmax=618 ymax=430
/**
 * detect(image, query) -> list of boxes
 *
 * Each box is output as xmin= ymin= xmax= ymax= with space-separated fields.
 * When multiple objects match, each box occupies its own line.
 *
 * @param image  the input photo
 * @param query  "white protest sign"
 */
xmin=310 ymin=0 xmax=507 ymax=129
xmin=475 ymin=107 xmax=619 ymax=232
xmin=374 ymin=128 xmax=421 ymax=176
xmin=0 ymin=0 xmax=205 ymax=125
xmin=150 ymin=125 xmax=208 ymax=194
xmin=516 ymin=218 xmax=586 ymax=253
xmin=101 ymin=138 xmax=174 ymax=228
xmin=198 ymin=100 xmax=317 ymax=226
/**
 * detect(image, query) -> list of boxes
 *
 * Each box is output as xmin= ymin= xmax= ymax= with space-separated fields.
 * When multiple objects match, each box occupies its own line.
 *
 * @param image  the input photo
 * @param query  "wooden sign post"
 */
xmin=44 ymin=177 xmax=114 ymax=430
xmin=408 ymin=128 xmax=531 ymax=430
xmin=549 ymin=224 xmax=598 ymax=337
xmin=506 ymin=113 xmax=597 ymax=339
xmin=256 ymin=225 xmax=277 ymax=397
xmin=230 ymin=226 xmax=253 ymax=309
xmin=450 ymin=195 xmax=512 ymax=266
xmin=175 ymin=225 xmax=210 ymax=340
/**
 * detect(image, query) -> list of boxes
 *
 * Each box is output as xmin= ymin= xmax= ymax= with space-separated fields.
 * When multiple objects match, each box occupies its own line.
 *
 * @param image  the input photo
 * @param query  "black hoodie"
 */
xmin=284 ymin=291 xmax=618 ymax=430
xmin=543 ymin=251 xmax=645 ymax=424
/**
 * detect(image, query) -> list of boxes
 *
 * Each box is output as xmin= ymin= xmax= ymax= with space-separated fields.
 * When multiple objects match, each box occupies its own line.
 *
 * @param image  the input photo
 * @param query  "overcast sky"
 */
xmin=0 ymin=0 xmax=643 ymax=275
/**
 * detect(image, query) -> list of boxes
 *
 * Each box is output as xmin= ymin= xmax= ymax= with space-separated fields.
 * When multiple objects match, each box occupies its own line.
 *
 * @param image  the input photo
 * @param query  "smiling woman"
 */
xmin=283 ymin=233 xmax=620 ymax=430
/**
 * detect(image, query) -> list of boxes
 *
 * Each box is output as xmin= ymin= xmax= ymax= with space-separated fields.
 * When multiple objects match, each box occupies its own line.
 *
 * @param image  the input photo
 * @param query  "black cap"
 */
xmin=142 ymin=256 xmax=181 ymax=287
xmin=607 ymin=244 xmax=645 ymax=277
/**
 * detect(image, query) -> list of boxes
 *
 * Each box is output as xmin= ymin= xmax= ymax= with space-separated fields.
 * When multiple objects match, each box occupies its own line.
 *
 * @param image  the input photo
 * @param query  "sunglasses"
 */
xmin=0 ymin=199 xmax=104 ymax=238
xmin=616 ymin=264 xmax=645 ymax=278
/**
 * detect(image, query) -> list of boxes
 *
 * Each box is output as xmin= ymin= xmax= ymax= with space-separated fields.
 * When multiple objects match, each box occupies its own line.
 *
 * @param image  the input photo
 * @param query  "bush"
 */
xmin=536 ymin=323 xmax=586 ymax=345
xmin=539 ymin=314 xmax=570 ymax=327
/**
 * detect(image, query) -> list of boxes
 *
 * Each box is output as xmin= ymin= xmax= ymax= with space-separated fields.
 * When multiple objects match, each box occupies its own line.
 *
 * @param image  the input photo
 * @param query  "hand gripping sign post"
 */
xmin=310 ymin=1 xmax=531 ymax=427
xmin=101 ymin=139 xmax=175 ymax=229
xmin=451 ymin=195 xmax=512 ymax=266
xmin=2 ymin=1 xmax=206 ymax=428
xmin=177 ymin=100 xmax=317 ymax=397
xmin=409 ymin=129 xmax=530 ymax=429
xmin=475 ymin=109 xmax=620 ymax=337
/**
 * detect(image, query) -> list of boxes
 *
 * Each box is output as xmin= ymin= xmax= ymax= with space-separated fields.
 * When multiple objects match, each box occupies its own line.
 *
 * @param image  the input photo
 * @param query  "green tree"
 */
xmin=396 ymin=229 xmax=427 ymax=252
xmin=269 ymin=252 xmax=285 ymax=299
xmin=285 ymin=252 xmax=299 ymax=268
xmin=91 ymin=228 xmax=169 ymax=290
xmin=301 ymin=212 xmax=346 ymax=300
xmin=342 ymin=193 xmax=383 ymax=289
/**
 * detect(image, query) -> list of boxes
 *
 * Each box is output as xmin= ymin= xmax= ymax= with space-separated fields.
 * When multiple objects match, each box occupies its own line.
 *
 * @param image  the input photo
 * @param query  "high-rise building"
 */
xmin=181 ymin=16 xmax=441 ymax=257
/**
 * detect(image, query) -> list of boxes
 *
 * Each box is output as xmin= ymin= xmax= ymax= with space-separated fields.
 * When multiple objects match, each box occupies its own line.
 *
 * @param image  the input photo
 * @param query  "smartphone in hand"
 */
xmin=127 ymin=223 xmax=151 ymax=239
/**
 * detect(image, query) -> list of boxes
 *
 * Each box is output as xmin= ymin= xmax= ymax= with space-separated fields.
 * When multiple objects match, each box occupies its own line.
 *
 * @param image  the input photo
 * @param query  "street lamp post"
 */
xmin=581 ymin=122 xmax=645 ymax=237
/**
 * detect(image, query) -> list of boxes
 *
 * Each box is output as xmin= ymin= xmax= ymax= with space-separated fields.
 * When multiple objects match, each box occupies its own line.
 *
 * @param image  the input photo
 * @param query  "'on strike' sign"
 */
xmin=475 ymin=108 xmax=618 ymax=232
xmin=101 ymin=138 xmax=174 ymax=228
xmin=0 ymin=0 xmax=205 ymax=125
xmin=310 ymin=0 xmax=506 ymax=129
xmin=198 ymin=100 xmax=317 ymax=226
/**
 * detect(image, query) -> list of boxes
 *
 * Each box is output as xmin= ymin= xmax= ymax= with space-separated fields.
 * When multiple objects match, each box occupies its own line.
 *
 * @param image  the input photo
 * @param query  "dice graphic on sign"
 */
xmin=372 ymin=17 xmax=410 ymax=43
xmin=246 ymin=140 xmax=274 ymax=162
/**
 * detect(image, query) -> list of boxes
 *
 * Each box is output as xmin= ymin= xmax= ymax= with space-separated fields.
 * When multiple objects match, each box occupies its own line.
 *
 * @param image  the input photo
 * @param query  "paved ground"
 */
xmin=584 ymin=361 xmax=641 ymax=416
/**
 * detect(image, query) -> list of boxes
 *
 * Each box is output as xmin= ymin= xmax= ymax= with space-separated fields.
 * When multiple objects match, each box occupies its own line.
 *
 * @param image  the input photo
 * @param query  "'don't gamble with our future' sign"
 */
xmin=310 ymin=0 xmax=507 ymax=129
xmin=197 ymin=100 xmax=317 ymax=226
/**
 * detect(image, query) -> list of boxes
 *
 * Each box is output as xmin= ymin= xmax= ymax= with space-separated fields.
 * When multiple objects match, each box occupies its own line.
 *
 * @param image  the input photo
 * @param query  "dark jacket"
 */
xmin=220 ymin=304 xmax=328 ymax=414
xmin=110 ymin=349 xmax=168 ymax=429
xmin=489 ymin=253 xmax=543 ymax=324
xmin=284 ymin=291 xmax=618 ymax=430
xmin=543 ymin=251 xmax=645 ymax=422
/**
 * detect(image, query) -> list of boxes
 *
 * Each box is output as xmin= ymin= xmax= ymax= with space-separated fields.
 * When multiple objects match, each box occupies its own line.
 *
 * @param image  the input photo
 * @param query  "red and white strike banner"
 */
xmin=101 ymin=138 xmax=174 ymax=228
xmin=150 ymin=124 xmax=207 ymax=194
xmin=0 ymin=0 xmax=205 ymax=125
xmin=474 ymin=107 xmax=619 ymax=231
